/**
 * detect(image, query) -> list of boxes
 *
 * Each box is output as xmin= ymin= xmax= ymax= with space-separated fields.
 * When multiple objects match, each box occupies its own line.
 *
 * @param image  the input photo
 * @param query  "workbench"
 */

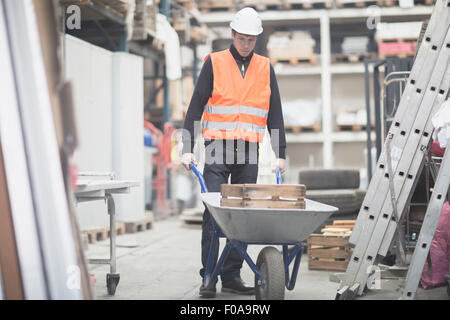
xmin=74 ymin=176 xmax=139 ymax=295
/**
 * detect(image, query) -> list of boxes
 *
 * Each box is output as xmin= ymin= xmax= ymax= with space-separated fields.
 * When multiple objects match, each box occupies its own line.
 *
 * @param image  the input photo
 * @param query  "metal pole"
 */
xmin=192 ymin=42 xmax=198 ymax=85
xmin=364 ymin=60 xmax=372 ymax=182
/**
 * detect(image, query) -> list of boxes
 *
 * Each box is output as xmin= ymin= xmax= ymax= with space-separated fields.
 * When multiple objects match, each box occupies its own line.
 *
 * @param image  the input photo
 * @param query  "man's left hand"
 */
xmin=272 ymin=158 xmax=286 ymax=174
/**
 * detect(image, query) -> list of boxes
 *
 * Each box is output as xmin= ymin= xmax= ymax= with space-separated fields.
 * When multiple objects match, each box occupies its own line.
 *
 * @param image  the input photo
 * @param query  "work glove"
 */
xmin=181 ymin=153 xmax=197 ymax=171
xmin=272 ymin=158 xmax=286 ymax=174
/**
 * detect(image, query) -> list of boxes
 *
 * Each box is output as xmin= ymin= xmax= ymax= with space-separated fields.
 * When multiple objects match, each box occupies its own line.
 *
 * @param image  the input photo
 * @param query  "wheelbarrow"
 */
xmin=190 ymin=164 xmax=338 ymax=300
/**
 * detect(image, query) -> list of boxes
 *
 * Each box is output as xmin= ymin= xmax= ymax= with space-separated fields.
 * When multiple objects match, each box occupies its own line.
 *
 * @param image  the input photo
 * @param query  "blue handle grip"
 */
xmin=276 ymin=168 xmax=282 ymax=185
xmin=190 ymin=164 xmax=208 ymax=193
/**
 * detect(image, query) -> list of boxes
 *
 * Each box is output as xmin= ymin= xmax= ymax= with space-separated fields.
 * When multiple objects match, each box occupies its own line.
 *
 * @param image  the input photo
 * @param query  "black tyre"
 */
xmin=298 ymin=169 xmax=360 ymax=190
xmin=255 ymin=246 xmax=285 ymax=300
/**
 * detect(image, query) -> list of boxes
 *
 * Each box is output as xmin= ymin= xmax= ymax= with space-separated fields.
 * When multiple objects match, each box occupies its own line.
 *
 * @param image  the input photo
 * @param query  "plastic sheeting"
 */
xmin=420 ymin=202 xmax=450 ymax=289
xmin=432 ymin=99 xmax=450 ymax=148
xmin=156 ymin=13 xmax=182 ymax=80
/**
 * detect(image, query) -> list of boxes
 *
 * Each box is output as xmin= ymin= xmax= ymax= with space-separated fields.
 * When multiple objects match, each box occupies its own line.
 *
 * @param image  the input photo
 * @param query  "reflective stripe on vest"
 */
xmin=202 ymin=49 xmax=271 ymax=143
xmin=204 ymin=105 xmax=269 ymax=118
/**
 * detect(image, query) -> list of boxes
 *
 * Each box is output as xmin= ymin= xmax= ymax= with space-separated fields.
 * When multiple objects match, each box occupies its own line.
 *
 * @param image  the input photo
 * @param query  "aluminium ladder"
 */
xmin=401 ymin=145 xmax=450 ymax=299
xmin=336 ymin=0 xmax=450 ymax=299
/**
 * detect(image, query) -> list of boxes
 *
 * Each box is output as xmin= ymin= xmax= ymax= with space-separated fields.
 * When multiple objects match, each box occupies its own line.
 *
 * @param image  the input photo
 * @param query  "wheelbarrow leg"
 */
xmin=106 ymin=193 xmax=119 ymax=296
xmin=282 ymin=244 xmax=303 ymax=291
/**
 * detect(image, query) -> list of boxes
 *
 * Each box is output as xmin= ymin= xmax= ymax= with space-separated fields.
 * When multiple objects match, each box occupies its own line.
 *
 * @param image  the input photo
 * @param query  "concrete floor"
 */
xmin=85 ymin=216 xmax=449 ymax=300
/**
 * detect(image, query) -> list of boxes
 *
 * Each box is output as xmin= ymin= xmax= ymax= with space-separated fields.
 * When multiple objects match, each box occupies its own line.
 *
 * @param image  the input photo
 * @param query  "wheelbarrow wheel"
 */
xmin=255 ymin=246 xmax=285 ymax=300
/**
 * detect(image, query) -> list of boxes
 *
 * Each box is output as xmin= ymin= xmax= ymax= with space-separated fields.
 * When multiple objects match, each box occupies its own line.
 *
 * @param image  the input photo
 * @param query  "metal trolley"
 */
xmin=190 ymin=164 xmax=338 ymax=299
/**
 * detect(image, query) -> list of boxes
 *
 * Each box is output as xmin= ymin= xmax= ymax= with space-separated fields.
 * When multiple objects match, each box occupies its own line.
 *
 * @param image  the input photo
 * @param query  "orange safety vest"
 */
xmin=202 ymin=49 xmax=271 ymax=143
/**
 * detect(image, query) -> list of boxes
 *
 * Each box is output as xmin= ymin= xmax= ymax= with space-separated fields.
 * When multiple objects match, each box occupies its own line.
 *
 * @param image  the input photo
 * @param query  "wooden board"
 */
xmin=221 ymin=198 xmax=305 ymax=209
xmin=221 ymin=183 xmax=306 ymax=209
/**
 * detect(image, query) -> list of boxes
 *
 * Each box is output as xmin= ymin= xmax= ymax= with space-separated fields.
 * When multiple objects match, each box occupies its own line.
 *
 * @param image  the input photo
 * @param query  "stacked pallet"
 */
xmin=376 ymin=22 xmax=422 ymax=58
xmin=335 ymin=109 xmax=372 ymax=132
xmin=132 ymin=0 xmax=158 ymax=40
xmin=83 ymin=222 xmax=126 ymax=245
xmin=241 ymin=0 xmax=289 ymax=10
xmin=282 ymin=98 xmax=322 ymax=132
xmin=94 ymin=0 xmax=134 ymax=18
xmin=197 ymin=0 xmax=236 ymax=12
xmin=220 ymin=184 xmax=306 ymax=209
xmin=268 ymin=31 xmax=318 ymax=65
xmin=124 ymin=211 xmax=155 ymax=233
xmin=175 ymin=0 xmax=198 ymax=10
xmin=332 ymin=36 xmax=375 ymax=63
xmin=307 ymin=220 xmax=355 ymax=271
xmin=285 ymin=0 xmax=334 ymax=9
xmin=335 ymin=0 xmax=377 ymax=7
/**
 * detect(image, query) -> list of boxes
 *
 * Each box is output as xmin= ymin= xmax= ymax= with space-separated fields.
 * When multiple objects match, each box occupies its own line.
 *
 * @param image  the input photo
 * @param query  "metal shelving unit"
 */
xmin=200 ymin=6 xmax=433 ymax=170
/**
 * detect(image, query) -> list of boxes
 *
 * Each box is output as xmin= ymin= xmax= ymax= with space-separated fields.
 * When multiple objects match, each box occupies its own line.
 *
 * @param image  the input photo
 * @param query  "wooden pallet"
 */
xmin=285 ymin=124 xmax=322 ymax=133
xmin=107 ymin=222 xmax=126 ymax=237
xmin=85 ymin=227 xmax=109 ymax=244
xmin=124 ymin=212 xmax=154 ymax=233
xmin=198 ymin=0 xmax=236 ymax=12
xmin=284 ymin=0 xmax=334 ymax=9
xmin=331 ymin=52 xmax=376 ymax=64
xmin=307 ymin=234 xmax=352 ymax=271
xmin=335 ymin=124 xmax=372 ymax=132
xmin=271 ymin=55 xmax=319 ymax=66
xmin=180 ymin=212 xmax=203 ymax=228
xmin=93 ymin=0 xmax=132 ymax=17
xmin=377 ymin=0 xmax=435 ymax=6
xmin=335 ymin=0 xmax=378 ymax=7
xmin=241 ymin=0 xmax=293 ymax=10
xmin=220 ymin=184 xmax=306 ymax=209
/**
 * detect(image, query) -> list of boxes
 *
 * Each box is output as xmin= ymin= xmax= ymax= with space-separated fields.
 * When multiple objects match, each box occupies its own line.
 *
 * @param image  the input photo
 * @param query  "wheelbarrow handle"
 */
xmin=190 ymin=164 xmax=208 ymax=193
xmin=276 ymin=168 xmax=282 ymax=185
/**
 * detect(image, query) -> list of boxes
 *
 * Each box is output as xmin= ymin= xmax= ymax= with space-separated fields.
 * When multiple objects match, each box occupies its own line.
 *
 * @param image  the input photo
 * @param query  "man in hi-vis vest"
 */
xmin=181 ymin=7 xmax=286 ymax=298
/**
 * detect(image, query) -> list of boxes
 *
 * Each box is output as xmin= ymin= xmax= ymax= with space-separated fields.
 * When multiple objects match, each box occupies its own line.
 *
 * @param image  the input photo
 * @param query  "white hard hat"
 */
xmin=230 ymin=7 xmax=263 ymax=36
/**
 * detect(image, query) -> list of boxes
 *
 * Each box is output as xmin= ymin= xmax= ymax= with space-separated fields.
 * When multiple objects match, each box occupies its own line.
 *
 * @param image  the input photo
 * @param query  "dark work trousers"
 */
xmin=200 ymin=139 xmax=259 ymax=283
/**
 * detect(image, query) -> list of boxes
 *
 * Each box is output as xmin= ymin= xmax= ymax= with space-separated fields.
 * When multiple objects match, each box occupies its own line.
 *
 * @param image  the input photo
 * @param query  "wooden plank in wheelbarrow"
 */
xmin=220 ymin=197 xmax=306 ymax=209
xmin=221 ymin=184 xmax=306 ymax=198
xmin=220 ymin=184 xmax=306 ymax=209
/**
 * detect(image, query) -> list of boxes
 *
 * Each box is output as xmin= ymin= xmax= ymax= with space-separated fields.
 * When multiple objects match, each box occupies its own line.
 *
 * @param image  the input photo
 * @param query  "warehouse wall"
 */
xmin=65 ymin=35 xmax=113 ymax=230
xmin=65 ymin=35 xmax=144 ymax=229
xmin=112 ymin=53 xmax=145 ymax=222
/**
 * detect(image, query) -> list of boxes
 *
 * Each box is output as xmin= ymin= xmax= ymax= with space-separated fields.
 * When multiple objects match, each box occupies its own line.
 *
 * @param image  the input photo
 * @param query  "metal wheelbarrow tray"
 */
xmin=202 ymin=192 xmax=337 ymax=244
xmin=190 ymin=164 xmax=338 ymax=300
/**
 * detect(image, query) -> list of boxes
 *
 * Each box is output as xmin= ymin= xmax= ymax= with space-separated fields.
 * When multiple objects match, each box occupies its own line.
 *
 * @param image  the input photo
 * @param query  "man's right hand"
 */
xmin=181 ymin=153 xmax=196 ymax=170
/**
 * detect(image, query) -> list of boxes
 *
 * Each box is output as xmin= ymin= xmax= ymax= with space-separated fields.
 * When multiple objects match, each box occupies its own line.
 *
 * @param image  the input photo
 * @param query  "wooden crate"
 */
xmin=220 ymin=184 xmax=306 ymax=209
xmin=307 ymin=234 xmax=352 ymax=271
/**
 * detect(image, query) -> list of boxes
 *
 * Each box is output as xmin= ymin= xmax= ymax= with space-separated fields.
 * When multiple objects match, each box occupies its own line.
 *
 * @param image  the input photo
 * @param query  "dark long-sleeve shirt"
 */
xmin=182 ymin=44 xmax=286 ymax=159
